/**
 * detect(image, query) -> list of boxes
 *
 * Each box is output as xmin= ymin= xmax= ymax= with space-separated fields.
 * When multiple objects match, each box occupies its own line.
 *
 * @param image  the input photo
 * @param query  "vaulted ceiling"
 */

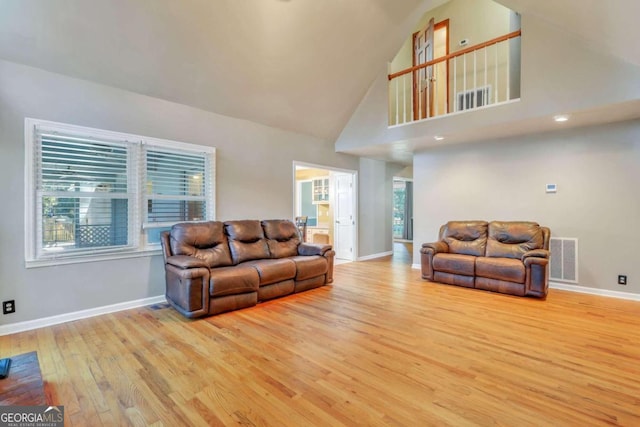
xmin=1 ymin=0 xmax=638 ymax=143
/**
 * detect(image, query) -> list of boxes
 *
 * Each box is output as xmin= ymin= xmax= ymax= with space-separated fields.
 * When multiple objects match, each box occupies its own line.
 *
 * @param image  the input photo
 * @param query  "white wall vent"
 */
xmin=457 ymin=85 xmax=491 ymax=111
xmin=549 ymin=237 xmax=578 ymax=283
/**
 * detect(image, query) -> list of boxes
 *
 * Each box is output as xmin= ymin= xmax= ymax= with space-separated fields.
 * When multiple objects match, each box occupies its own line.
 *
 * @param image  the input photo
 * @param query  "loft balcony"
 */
xmin=388 ymin=1 xmax=522 ymax=127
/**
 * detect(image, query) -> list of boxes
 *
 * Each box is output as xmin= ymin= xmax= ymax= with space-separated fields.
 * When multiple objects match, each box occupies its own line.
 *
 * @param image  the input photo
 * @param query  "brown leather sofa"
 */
xmin=160 ymin=219 xmax=335 ymax=318
xmin=420 ymin=221 xmax=550 ymax=297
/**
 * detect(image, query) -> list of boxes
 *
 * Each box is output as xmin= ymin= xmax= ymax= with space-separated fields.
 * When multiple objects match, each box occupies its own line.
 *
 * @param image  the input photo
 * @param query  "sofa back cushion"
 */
xmin=169 ymin=221 xmax=233 ymax=268
xmin=261 ymin=219 xmax=300 ymax=258
xmin=224 ymin=220 xmax=271 ymax=264
xmin=440 ymin=221 xmax=488 ymax=256
xmin=486 ymin=221 xmax=544 ymax=259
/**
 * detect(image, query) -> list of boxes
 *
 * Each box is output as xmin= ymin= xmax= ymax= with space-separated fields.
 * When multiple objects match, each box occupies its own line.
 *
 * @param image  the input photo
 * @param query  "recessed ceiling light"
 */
xmin=434 ymin=135 xmax=445 ymax=141
xmin=554 ymin=115 xmax=569 ymax=122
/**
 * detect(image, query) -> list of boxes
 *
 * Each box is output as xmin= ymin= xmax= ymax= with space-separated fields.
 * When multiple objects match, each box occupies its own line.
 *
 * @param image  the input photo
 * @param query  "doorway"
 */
xmin=393 ymin=178 xmax=413 ymax=241
xmin=294 ymin=163 xmax=357 ymax=262
xmin=413 ymin=18 xmax=449 ymax=118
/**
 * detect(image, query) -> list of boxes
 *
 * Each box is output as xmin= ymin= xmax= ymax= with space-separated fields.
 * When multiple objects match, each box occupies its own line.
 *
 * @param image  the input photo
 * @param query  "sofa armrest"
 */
xmin=298 ymin=243 xmax=332 ymax=256
xmin=524 ymin=255 xmax=550 ymax=298
xmin=522 ymin=249 xmax=550 ymax=261
xmin=420 ymin=241 xmax=449 ymax=255
xmin=166 ymin=255 xmax=209 ymax=269
xmin=164 ymin=263 xmax=210 ymax=318
xmin=420 ymin=241 xmax=448 ymax=280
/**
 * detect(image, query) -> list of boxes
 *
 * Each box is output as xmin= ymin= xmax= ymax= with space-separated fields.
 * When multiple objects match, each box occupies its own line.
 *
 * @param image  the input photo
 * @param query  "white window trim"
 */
xmin=24 ymin=118 xmax=216 ymax=268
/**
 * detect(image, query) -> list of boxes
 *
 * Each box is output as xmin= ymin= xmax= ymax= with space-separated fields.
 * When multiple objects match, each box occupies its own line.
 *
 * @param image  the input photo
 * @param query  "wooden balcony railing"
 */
xmin=388 ymin=30 xmax=521 ymax=126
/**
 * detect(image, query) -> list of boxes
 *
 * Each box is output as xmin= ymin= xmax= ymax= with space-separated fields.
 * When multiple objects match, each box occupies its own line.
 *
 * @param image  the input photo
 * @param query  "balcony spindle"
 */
xmin=453 ymin=57 xmax=457 ymax=112
xmin=432 ymin=64 xmax=436 ymax=116
xmin=506 ymin=42 xmax=510 ymax=101
xmin=484 ymin=47 xmax=488 ymax=104
xmin=473 ymin=50 xmax=477 ymax=108
xmin=494 ymin=43 xmax=499 ymax=103
xmin=395 ymin=77 xmax=399 ymax=125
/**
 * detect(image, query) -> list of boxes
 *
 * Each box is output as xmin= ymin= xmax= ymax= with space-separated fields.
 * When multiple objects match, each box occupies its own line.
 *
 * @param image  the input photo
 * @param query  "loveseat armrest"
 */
xmin=522 ymin=249 xmax=550 ymax=261
xmin=298 ymin=243 xmax=332 ymax=256
xmin=524 ymin=254 xmax=550 ymax=298
xmin=166 ymin=255 xmax=209 ymax=269
xmin=420 ymin=241 xmax=449 ymax=280
xmin=420 ymin=241 xmax=449 ymax=254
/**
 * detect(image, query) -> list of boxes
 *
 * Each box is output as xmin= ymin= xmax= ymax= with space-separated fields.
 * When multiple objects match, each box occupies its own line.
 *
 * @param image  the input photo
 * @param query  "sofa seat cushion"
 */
xmin=476 ymin=257 xmax=525 ymax=284
xmin=209 ymin=265 xmax=259 ymax=297
xmin=433 ymin=253 xmax=476 ymax=276
xmin=289 ymin=255 xmax=328 ymax=281
xmin=245 ymin=258 xmax=296 ymax=286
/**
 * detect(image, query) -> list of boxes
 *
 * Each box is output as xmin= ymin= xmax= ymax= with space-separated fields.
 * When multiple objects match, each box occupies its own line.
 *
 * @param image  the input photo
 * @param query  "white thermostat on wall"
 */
xmin=459 ymin=38 xmax=469 ymax=46
xmin=545 ymin=183 xmax=557 ymax=193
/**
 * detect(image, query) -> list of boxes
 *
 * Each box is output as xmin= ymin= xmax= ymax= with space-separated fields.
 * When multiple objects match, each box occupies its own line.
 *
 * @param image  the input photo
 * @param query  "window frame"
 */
xmin=24 ymin=118 xmax=216 ymax=268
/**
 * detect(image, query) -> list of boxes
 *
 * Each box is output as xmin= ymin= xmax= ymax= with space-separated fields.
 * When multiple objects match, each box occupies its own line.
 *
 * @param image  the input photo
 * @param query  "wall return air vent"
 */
xmin=549 ymin=237 xmax=578 ymax=283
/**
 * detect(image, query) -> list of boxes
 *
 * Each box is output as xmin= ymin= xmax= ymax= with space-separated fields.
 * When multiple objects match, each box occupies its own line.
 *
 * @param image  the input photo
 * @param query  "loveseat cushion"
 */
xmin=261 ymin=219 xmax=300 ymax=258
xmin=169 ymin=221 xmax=233 ymax=268
xmin=441 ymin=221 xmax=488 ymax=256
xmin=225 ymin=220 xmax=270 ymax=264
xmin=433 ymin=253 xmax=476 ymax=276
xmin=476 ymin=257 xmax=525 ymax=283
xmin=245 ymin=258 xmax=296 ymax=286
xmin=209 ymin=265 xmax=259 ymax=297
xmin=485 ymin=221 xmax=544 ymax=259
xmin=289 ymin=255 xmax=328 ymax=281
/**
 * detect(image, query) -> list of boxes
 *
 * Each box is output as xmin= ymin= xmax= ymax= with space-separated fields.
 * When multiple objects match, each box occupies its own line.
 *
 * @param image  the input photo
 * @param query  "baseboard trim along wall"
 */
xmin=0 ymin=295 xmax=167 ymax=336
xmin=549 ymin=281 xmax=640 ymax=301
xmin=357 ymin=251 xmax=393 ymax=261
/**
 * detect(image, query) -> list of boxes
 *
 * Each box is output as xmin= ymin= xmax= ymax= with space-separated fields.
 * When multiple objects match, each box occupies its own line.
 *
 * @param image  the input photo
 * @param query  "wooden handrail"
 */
xmin=388 ymin=29 xmax=521 ymax=80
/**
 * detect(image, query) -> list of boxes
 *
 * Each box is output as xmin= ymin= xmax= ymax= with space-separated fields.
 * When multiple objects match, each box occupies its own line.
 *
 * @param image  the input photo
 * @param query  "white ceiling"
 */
xmin=1 ymin=0 xmax=639 ymax=153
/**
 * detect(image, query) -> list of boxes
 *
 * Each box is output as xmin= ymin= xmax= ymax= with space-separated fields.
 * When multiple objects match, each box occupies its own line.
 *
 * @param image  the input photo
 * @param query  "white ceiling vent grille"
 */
xmin=549 ymin=237 xmax=578 ymax=283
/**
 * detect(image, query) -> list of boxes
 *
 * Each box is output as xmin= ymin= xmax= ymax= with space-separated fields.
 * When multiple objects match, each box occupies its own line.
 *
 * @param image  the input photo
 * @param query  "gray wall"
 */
xmin=357 ymin=158 xmax=405 ymax=258
xmin=413 ymin=120 xmax=640 ymax=294
xmin=0 ymin=59 xmax=396 ymax=326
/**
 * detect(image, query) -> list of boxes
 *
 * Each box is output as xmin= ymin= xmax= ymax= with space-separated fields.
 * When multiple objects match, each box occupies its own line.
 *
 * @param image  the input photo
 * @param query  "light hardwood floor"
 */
xmin=2 ymin=244 xmax=640 ymax=426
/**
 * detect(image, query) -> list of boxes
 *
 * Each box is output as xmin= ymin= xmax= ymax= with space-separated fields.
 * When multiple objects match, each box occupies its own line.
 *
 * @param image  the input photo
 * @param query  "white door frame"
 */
xmin=293 ymin=161 xmax=358 ymax=261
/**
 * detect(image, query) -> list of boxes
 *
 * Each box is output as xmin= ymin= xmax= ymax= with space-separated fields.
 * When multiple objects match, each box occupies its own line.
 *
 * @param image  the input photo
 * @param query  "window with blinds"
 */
xmin=25 ymin=118 xmax=215 ymax=266
xmin=143 ymin=147 xmax=212 ymax=244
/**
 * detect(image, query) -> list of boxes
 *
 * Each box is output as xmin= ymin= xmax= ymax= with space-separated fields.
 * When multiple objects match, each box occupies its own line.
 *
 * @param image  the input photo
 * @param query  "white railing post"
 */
xmin=463 ymin=54 xmax=467 ymax=110
xmin=453 ymin=57 xmax=457 ymax=112
xmin=506 ymin=41 xmax=511 ymax=101
xmin=402 ymin=74 xmax=407 ymax=123
xmin=484 ymin=46 xmax=488 ymax=104
xmin=494 ymin=43 xmax=499 ymax=104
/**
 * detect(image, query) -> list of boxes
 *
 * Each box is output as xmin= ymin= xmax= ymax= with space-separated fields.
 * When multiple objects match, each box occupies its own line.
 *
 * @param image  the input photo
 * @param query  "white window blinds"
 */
xmin=36 ymin=131 xmax=134 ymax=257
xmin=144 ymin=148 xmax=210 ymax=226
xmin=25 ymin=118 xmax=216 ymax=266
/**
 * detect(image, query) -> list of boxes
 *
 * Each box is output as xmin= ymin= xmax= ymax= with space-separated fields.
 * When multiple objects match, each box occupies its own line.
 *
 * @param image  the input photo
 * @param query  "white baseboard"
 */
xmin=0 ymin=295 xmax=167 ymax=336
xmin=357 ymin=251 xmax=393 ymax=261
xmin=412 ymin=263 xmax=421 ymax=270
xmin=549 ymin=281 xmax=640 ymax=301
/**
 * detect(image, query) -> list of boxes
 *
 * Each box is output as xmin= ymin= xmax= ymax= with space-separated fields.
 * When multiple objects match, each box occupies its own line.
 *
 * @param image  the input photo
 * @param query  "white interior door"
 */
xmin=334 ymin=172 xmax=355 ymax=260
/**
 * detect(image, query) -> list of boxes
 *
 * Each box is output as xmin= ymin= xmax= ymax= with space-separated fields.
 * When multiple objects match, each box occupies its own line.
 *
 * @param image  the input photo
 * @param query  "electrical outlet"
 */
xmin=618 ymin=275 xmax=627 ymax=285
xmin=2 ymin=300 xmax=15 ymax=314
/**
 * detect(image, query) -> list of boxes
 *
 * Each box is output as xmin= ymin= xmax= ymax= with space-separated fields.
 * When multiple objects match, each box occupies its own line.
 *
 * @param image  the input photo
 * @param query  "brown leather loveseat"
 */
xmin=420 ymin=221 xmax=550 ymax=298
xmin=160 ymin=219 xmax=335 ymax=318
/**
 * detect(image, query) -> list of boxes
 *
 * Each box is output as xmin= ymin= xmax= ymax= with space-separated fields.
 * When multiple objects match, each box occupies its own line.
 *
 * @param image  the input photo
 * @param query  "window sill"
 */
xmin=25 ymin=248 xmax=163 ymax=269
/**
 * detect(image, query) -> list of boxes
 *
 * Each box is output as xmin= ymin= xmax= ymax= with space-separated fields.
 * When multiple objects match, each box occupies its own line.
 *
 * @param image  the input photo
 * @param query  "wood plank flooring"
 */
xmin=2 ymin=244 xmax=640 ymax=426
